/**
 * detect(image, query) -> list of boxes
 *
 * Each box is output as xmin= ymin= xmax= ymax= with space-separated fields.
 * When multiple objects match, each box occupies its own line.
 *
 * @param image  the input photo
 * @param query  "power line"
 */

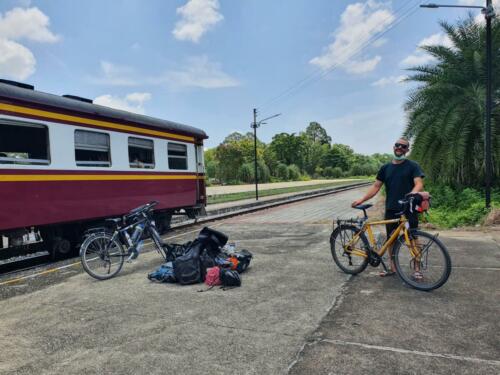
xmin=258 ymin=1 xmax=423 ymax=115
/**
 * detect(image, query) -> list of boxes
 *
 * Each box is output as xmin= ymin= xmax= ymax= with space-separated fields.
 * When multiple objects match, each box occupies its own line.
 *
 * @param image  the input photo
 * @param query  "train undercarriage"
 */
xmin=0 ymin=206 xmax=206 ymax=261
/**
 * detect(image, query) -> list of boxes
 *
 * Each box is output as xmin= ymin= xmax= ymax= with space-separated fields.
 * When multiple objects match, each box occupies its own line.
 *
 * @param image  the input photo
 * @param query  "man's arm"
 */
xmin=410 ymin=177 xmax=424 ymax=194
xmin=351 ymin=180 xmax=383 ymax=207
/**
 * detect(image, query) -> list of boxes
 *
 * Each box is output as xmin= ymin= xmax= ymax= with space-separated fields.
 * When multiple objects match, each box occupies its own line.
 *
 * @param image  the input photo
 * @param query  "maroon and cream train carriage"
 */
xmin=0 ymin=79 xmax=207 ymax=258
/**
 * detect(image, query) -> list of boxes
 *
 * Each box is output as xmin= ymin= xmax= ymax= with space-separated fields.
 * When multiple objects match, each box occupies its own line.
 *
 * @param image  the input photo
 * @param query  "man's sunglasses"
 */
xmin=394 ymin=143 xmax=409 ymax=149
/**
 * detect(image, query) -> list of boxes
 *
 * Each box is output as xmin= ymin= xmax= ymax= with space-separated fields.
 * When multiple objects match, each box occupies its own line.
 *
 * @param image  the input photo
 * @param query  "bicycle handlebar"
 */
xmin=125 ymin=201 xmax=158 ymax=219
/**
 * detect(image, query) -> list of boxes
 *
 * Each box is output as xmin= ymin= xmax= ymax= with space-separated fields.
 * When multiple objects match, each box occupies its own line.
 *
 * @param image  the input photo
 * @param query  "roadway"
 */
xmin=0 ymin=186 xmax=499 ymax=375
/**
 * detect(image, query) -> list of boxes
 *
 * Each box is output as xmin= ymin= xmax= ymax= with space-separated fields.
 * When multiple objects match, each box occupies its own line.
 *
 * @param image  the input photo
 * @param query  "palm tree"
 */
xmin=404 ymin=17 xmax=500 ymax=188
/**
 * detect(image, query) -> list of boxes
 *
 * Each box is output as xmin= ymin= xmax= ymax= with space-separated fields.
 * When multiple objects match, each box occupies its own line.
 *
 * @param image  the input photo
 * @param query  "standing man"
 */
xmin=351 ymin=138 xmax=424 ymax=276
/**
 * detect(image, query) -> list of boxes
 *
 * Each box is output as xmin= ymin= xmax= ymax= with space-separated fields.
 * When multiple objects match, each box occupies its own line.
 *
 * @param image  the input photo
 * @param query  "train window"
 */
xmin=128 ymin=137 xmax=155 ymax=169
xmin=75 ymin=130 xmax=111 ymax=167
xmin=168 ymin=142 xmax=188 ymax=170
xmin=0 ymin=121 xmax=50 ymax=165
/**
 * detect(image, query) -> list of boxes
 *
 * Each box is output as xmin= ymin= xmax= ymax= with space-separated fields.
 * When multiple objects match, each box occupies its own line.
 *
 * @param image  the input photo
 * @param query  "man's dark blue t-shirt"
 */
xmin=376 ymin=160 xmax=425 ymax=211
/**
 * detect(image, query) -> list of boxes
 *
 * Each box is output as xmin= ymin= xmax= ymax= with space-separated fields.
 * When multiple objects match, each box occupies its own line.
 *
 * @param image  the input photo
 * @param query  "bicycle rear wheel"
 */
xmin=393 ymin=230 xmax=451 ymax=291
xmin=80 ymin=232 xmax=126 ymax=280
xmin=330 ymin=224 xmax=370 ymax=274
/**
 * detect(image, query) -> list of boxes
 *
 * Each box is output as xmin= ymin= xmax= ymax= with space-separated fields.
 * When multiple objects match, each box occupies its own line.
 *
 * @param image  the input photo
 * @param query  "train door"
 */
xmin=195 ymin=144 xmax=206 ymax=206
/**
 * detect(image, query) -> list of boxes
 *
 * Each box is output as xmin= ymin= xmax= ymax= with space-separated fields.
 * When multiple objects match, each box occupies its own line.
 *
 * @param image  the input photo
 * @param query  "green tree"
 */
xmin=304 ymin=122 xmax=332 ymax=145
xmin=323 ymin=144 xmax=354 ymax=171
xmin=214 ymin=142 xmax=244 ymax=184
xmin=269 ymin=133 xmax=306 ymax=168
xmin=276 ymin=163 xmax=289 ymax=180
xmin=405 ymin=17 xmax=500 ymax=187
xmin=263 ymin=147 xmax=279 ymax=176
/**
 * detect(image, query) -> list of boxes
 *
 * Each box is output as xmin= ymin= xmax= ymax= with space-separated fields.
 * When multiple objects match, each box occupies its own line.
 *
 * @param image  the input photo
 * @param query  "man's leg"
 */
xmin=408 ymin=212 xmax=423 ymax=279
xmin=384 ymin=210 xmax=399 ymax=273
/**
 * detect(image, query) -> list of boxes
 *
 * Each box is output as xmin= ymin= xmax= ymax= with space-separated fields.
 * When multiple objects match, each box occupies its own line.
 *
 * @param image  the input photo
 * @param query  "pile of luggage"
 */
xmin=148 ymin=227 xmax=252 ymax=289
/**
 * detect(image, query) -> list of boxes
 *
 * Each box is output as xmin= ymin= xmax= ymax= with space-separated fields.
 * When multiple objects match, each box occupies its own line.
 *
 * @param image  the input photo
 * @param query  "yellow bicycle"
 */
xmin=330 ymin=197 xmax=451 ymax=291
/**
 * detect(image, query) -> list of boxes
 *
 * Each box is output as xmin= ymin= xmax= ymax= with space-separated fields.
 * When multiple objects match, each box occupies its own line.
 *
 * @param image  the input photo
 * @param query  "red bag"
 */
xmin=204 ymin=267 xmax=221 ymax=286
xmin=416 ymin=192 xmax=431 ymax=212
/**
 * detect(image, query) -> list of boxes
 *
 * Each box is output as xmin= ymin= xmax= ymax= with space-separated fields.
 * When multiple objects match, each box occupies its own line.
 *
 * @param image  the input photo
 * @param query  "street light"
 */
xmin=251 ymin=109 xmax=281 ymax=200
xmin=420 ymin=1 xmax=496 ymax=208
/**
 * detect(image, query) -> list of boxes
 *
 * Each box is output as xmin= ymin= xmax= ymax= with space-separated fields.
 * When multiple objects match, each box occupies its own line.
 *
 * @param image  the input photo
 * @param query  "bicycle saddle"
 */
xmin=353 ymin=204 xmax=373 ymax=210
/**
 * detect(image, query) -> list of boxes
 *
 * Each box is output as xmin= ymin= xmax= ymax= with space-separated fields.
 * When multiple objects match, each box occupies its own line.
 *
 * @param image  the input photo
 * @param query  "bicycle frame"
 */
xmin=346 ymin=215 xmax=420 ymax=259
xmin=104 ymin=215 xmax=165 ymax=258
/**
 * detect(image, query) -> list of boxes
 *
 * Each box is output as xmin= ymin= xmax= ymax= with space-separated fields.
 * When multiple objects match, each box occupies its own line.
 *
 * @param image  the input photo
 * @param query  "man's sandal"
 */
xmin=412 ymin=271 xmax=424 ymax=281
xmin=379 ymin=270 xmax=396 ymax=277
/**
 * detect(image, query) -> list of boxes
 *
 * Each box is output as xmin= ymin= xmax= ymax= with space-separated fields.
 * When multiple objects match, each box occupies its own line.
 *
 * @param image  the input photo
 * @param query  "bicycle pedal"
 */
xmin=126 ymin=252 xmax=138 ymax=263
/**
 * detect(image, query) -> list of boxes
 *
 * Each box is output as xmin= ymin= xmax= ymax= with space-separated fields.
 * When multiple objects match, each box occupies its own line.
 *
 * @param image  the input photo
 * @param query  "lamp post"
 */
xmin=420 ymin=1 xmax=496 ymax=208
xmin=251 ymin=109 xmax=281 ymax=200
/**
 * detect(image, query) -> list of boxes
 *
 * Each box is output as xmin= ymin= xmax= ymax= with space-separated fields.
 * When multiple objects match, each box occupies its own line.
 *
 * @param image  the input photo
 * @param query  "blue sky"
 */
xmin=0 ymin=0 xmax=494 ymax=154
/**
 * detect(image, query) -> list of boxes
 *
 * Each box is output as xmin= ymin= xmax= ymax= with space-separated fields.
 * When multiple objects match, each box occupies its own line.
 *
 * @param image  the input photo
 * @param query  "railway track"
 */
xmin=0 ymin=182 xmax=370 ymax=281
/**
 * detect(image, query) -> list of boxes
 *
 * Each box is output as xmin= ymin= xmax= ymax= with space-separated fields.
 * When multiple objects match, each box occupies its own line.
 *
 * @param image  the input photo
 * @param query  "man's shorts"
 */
xmin=384 ymin=209 xmax=418 ymax=238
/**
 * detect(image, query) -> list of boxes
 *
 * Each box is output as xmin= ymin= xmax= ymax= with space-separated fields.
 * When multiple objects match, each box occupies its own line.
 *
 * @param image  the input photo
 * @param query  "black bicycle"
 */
xmin=80 ymin=201 xmax=183 ymax=280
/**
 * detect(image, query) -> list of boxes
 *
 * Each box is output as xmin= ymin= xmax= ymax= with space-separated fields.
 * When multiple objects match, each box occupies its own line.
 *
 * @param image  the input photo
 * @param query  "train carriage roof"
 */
xmin=0 ymin=81 xmax=208 ymax=140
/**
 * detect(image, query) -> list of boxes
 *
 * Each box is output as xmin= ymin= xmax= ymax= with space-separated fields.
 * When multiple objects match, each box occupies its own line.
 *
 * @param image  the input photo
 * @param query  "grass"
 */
xmin=207 ymin=180 xmax=370 ymax=205
xmin=424 ymin=184 xmax=500 ymax=229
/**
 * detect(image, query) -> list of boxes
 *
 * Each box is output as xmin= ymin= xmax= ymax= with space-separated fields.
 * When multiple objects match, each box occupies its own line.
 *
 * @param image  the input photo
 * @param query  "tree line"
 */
xmin=204 ymin=122 xmax=392 ymax=184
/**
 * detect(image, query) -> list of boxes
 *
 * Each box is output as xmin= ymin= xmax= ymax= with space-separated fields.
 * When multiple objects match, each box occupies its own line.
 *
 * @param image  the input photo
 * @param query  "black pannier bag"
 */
xmin=233 ymin=249 xmax=253 ymax=273
xmin=173 ymin=240 xmax=205 ymax=285
xmin=220 ymin=269 xmax=241 ymax=288
xmin=198 ymin=227 xmax=228 ymax=256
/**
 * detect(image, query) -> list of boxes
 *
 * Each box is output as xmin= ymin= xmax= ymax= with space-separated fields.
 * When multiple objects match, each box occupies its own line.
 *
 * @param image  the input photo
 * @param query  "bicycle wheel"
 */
xmin=393 ymin=230 xmax=451 ymax=291
xmin=330 ymin=224 xmax=370 ymax=274
xmin=80 ymin=232 xmax=126 ymax=280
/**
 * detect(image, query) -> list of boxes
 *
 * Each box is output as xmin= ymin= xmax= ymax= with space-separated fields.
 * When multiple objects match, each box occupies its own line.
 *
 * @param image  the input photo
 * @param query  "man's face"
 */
xmin=393 ymin=139 xmax=409 ymax=157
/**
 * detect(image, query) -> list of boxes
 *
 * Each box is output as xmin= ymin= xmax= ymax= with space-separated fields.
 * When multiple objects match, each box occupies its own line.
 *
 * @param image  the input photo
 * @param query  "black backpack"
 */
xmin=198 ymin=227 xmax=228 ymax=257
xmin=220 ymin=269 xmax=241 ymax=288
xmin=173 ymin=240 xmax=205 ymax=285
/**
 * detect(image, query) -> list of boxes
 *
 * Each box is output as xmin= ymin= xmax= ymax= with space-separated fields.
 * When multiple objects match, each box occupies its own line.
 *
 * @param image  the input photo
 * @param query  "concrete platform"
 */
xmin=1 ymin=188 xmax=499 ymax=375
xmin=289 ymin=232 xmax=500 ymax=375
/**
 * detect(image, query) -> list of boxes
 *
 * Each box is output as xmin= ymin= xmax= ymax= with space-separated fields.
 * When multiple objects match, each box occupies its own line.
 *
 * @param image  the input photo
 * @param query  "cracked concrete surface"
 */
xmin=2 ymin=187 xmax=499 ymax=375
xmin=0 ymin=188 xmax=365 ymax=375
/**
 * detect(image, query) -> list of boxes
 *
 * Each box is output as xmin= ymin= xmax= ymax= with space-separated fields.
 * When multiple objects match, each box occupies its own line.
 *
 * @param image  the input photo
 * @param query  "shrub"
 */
xmin=258 ymin=160 xmax=271 ymax=183
xmin=276 ymin=163 xmax=289 ymax=181
xmin=238 ymin=163 xmax=254 ymax=183
xmin=287 ymin=164 xmax=301 ymax=180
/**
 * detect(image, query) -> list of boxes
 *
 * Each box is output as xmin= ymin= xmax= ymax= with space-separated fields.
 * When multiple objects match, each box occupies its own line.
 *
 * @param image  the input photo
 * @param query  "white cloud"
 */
xmin=0 ymin=7 xmax=59 ymax=80
xmin=310 ymin=1 xmax=394 ymax=74
xmin=0 ymin=7 xmax=59 ymax=43
xmin=0 ymin=38 xmax=35 ymax=80
xmin=371 ymin=75 xmax=407 ymax=87
xmin=372 ymin=38 xmax=388 ymax=48
xmin=418 ymin=33 xmax=453 ymax=49
xmin=400 ymin=53 xmax=435 ymax=67
xmin=90 ymin=61 xmax=138 ymax=86
xmin=401 ymin=33 xmax=453 ymax=67
xmin=94 ymin=93 xmax=152 ymax=114
xmin=172 ymin=0 xmax=223 ymax=43
xmin=89 ymin=56 xmax=239 ymax=90
xmin=162 ymin=55 xmax=239 ymax=89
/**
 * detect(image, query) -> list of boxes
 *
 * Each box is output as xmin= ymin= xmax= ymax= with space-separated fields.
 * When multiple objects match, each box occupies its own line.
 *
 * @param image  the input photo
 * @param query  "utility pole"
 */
xmin=421 ymin=1 xmax=496 ymax=208
xmin=252 ymin=108 xmax=259 ymax=200
xmin=251 ymin=109 xmax=281 ymax=201
xmin=485 ymin=0 xmax=493 ymax=208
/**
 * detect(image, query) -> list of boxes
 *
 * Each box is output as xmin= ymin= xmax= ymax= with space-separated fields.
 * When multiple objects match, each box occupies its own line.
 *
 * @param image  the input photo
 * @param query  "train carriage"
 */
xmin=0 ymin=80 xmax=207 ymax=258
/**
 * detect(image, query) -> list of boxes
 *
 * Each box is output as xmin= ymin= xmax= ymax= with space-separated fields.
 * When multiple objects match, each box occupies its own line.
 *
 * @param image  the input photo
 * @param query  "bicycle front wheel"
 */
xmin=393 ymin=230 xmax=451 ymax=291
xmin=330 ymin=224 xmax=370 ymax=274
xmin=80 ymin=232 xmax=126 ymax=280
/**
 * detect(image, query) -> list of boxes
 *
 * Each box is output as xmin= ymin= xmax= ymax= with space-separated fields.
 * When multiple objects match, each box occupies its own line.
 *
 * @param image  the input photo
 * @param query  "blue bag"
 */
xmin=147 ymin=262 xmax=176 ymax=283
